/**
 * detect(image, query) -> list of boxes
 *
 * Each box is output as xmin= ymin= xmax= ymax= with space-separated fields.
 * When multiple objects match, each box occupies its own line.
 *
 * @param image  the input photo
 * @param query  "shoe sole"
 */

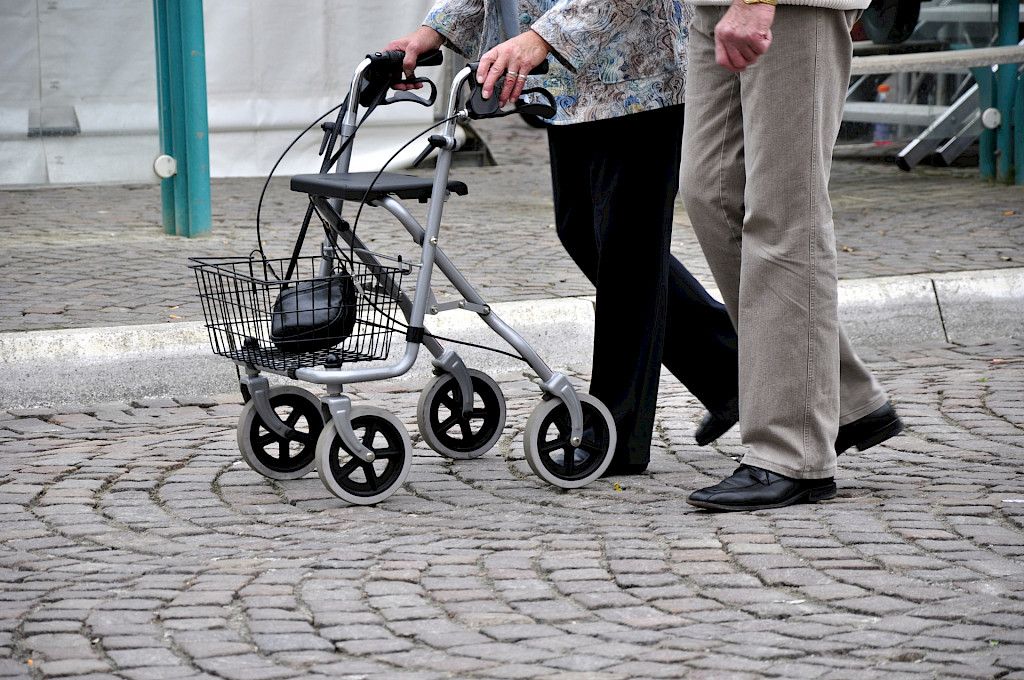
xmin=836 ymin=417 xmax=904 ymax=455
xmin=686 ymin=482 xmax=838 ymax=512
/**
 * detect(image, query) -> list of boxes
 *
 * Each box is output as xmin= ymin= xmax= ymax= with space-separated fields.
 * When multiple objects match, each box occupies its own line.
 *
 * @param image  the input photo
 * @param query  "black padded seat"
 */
xmin=291 ymin=172 xmax=468 ymax=202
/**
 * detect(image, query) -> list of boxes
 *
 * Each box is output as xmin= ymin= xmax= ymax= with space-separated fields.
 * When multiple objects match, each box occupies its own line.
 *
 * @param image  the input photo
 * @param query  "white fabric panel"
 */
xmin=0 ymin=0 xmax=439 ymax=185
xmin=0 ymin=2 xmax=41 ymax=105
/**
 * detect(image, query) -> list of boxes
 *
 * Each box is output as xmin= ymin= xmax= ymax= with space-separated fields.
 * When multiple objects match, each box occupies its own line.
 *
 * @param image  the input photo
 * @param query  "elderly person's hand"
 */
xmin=385 ymin=26 xmax=445 ymax=90
xmin=715 ymin=1 xmax=775 ymax=73
xmin=478 ymin=30 xmax=551 ymax=107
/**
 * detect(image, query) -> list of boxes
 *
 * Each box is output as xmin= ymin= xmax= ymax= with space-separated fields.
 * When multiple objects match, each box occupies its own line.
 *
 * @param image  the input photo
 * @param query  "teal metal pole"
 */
xmin=178 ymin=0 xmax=211 ymax=237
xmin=165 ymin=2 xmax=190 ymax=237
xmin=973 ymin=67 xmax=996 ymax=181
xmin=996 ymin=0 xmax=1019 ymax=183
xmin=153 ymin=0 xmax=176 ymax=235
xmin=1016 ymin=72 xmax=1024 ymax=185
xmin=152 ymin=0 xmax=211 ymax=238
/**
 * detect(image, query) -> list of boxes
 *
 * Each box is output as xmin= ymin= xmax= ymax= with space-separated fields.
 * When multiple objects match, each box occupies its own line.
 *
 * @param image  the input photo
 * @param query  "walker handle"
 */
xmin=368 ymin=50 xmax=444 ymax=71
xmin=384 ymin=77 xmax=438 ymax=107
xmin=360 ymin=51 xmax=443 ymax=107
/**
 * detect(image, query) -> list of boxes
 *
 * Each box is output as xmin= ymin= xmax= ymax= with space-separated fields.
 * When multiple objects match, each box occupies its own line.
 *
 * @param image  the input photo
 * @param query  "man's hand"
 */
xmin=714 ymin=1 xmax=775 ymax=73
xmin=478 ymin=30 xmax=551 ymax=107
xmin=385 ymin=26 xmax=445 ymax=90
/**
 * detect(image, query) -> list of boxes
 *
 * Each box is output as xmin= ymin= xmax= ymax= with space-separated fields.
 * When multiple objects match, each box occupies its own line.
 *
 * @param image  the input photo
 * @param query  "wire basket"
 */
xmin=190 ymin=255 xmax=408 ymax=375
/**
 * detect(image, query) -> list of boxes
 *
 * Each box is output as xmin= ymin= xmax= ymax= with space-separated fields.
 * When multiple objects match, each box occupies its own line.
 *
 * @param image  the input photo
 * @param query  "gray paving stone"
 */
xmin=0 ymin=326 xmax=1021 ymax=680
xmin=1 ymin=117 xmax=1021 ymax=335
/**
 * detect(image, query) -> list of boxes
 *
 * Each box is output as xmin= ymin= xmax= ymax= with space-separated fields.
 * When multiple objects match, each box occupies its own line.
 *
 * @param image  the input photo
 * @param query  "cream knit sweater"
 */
xmin=691 ymin=0 xmax=871 ymax=8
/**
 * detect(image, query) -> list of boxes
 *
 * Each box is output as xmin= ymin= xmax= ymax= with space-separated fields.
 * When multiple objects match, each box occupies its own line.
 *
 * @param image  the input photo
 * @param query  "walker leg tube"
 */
xmin=404 ymin=150 xmax=456 ymax=331
xmin=316 ymin=197 xmax=445 ymax=359
xmin=376 ymin=198 xmax=555 ymax=379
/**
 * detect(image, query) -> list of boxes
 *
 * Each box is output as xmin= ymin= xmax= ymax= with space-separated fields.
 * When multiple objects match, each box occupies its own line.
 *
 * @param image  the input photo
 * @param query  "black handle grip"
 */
xmin=369 ymin=50 xmax=404 ymax=67
xmin=368 ymin=49 xmax=444 ymax=70
xmin=361 ymin=50 xmax=444 ymax=107
xmin=416 ymin=50 xmax=444 ymax=67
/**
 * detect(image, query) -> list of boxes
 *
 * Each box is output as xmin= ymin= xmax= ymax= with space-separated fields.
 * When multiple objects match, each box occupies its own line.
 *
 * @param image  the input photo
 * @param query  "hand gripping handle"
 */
xmin=368 ymin=49 xmax=444 ymax=71
xmin=360 ymin=50 xmax=443 ymax=108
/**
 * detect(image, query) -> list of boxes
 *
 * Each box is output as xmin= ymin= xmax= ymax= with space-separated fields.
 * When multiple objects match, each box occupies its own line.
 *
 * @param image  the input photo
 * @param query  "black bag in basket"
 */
xmin=270 ymin=272 xmax=357 ymax=354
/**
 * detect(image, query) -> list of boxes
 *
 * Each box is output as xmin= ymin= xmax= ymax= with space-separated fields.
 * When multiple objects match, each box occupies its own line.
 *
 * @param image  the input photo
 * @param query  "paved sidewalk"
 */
xmin=1 ymin=117 xmax=1022 ymax=333
xmin=2 ymin=114 xmax=1023 ymax=679
xmin=1 ymin=340 xmax=1022 ymax=679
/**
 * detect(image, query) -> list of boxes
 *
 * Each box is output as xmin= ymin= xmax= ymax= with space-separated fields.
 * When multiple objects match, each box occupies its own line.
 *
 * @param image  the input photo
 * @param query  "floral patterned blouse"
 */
xmin=424 ymin=0 xmax=691 ymax=126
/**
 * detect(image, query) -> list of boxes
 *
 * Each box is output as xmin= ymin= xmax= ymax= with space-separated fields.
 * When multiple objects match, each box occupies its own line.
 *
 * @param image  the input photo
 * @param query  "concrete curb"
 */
xmin=1 ymin=268 xmax=1021 ymax=407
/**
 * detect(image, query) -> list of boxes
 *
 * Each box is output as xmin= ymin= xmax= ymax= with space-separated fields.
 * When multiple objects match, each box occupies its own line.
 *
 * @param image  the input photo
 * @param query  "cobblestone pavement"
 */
xmin=1 ymin=340 xmax=1022 ymax=679
xmin=1 ymin=117 xmax=1022 ymax=333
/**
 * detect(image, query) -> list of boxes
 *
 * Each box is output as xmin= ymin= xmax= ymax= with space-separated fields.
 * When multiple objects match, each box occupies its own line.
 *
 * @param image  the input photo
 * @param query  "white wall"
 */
xmin=0 ymin=0 xmax=439 ymax=185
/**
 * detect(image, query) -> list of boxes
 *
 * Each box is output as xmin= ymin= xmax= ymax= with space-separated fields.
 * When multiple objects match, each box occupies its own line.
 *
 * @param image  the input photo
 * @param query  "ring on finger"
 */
xmin=516 ymin=74 xmax=528 ymax=81
xmin=506 ymin=71 xmax=519 ymax=78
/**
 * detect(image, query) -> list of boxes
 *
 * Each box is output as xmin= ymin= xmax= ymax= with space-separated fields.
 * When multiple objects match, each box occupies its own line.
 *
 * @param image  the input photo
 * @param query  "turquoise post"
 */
xmin=153 ymin=0 xmax=211 ymax=237
xmin=1016 ymin=72 xmax=1024 ymax=185
xmin=153 ymin=0 xmax=175 ymax=235
xmin=973 ymin=67 xmax=996 ymax=181
xmin=165 ymin=3 xmax=190 ymax=237
xmin=996 ymin=0 xmax=1019 ymax=183
xmin=178 ymin=0 xmax=211 ymax=237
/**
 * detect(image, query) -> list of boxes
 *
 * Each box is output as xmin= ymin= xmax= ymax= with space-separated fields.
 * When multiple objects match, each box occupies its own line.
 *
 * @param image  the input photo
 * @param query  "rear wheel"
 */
xmin=417 ymin=370 xmax=506 ymax=460
xmin=237 ymin=385 xmax=321 ymax=480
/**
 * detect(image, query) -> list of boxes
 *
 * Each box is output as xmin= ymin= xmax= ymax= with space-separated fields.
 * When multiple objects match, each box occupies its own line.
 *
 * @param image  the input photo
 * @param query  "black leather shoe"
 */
xmin=687 ymin=464 xmax=836 ymax=512
xmin=695 ymin=399 xmax=739 ymax=446
xmin=835 ymin=401 xmax=903 ymax=454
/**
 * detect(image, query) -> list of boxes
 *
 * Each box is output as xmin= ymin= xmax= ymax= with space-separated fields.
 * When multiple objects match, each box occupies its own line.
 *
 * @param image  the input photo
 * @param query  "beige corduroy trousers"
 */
xmin=681 ymin=5 xmax=889 ymax=479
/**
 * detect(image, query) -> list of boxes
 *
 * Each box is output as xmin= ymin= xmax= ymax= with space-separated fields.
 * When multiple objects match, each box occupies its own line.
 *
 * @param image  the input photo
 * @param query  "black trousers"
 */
xmin=547 ymin=105 xmax=739 ymax=466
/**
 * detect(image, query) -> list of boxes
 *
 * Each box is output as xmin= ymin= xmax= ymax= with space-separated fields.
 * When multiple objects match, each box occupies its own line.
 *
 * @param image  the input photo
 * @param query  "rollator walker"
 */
xmin=191 ymin=50 xmax=617 ymax=505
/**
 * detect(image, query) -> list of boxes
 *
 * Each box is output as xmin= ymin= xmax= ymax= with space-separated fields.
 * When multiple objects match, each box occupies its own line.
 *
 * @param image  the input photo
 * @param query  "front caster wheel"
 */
xmin=237 ymin=385 xmax=322 ymax=480
xmin=316 ymin=406 xmax=412 ymax=505
xmin=417 ymin=369 xmax=506 ymax=460
xmin=523 ymin=393 xmax=616 ymax=489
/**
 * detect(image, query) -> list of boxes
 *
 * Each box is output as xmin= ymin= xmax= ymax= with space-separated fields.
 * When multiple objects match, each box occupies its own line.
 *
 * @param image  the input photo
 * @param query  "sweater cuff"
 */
xmin=423 ymin=13 xmax=471 ymax=58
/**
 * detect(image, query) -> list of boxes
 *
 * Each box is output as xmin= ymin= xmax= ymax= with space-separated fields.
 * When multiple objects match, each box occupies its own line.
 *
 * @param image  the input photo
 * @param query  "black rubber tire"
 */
xmin=417 ymin=370 xmax=506 ymax=460
xmin=316 ymin=407 xmax=412 ymax=505
xmin=237 ymin=385 xmax=322 ymax=480
xmin=523 ymin=394 xmax=616 ymax=489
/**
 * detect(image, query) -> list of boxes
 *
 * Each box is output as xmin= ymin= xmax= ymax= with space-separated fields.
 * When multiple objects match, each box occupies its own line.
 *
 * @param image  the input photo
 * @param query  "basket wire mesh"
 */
xmin=190 ymin=255 xmax=407 ymax=374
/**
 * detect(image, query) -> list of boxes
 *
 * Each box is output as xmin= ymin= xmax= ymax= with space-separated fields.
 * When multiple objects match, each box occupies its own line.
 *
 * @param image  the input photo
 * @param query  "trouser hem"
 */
xmin=839 ymin=393 xmax=889 ymax=426
xmin=741 ymin=454 xmax=836 ymax=481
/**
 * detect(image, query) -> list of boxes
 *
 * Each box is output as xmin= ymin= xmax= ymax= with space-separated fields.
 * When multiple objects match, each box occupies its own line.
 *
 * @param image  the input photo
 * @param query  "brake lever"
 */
xmin=467 ymin=84 xmax=557 ymax=121
xmin=514 ymin=87 xmax=556 ymax=119
xmin=384 ymin=77 xmax=437 ymax=107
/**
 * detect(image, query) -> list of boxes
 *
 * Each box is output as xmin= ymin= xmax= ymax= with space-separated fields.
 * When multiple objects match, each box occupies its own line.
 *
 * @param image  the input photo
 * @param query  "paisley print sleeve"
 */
xmin=530 ymin=0 xmax=656 ymax=71
xmin=424 ymin=0 xmax=486 ymax=58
